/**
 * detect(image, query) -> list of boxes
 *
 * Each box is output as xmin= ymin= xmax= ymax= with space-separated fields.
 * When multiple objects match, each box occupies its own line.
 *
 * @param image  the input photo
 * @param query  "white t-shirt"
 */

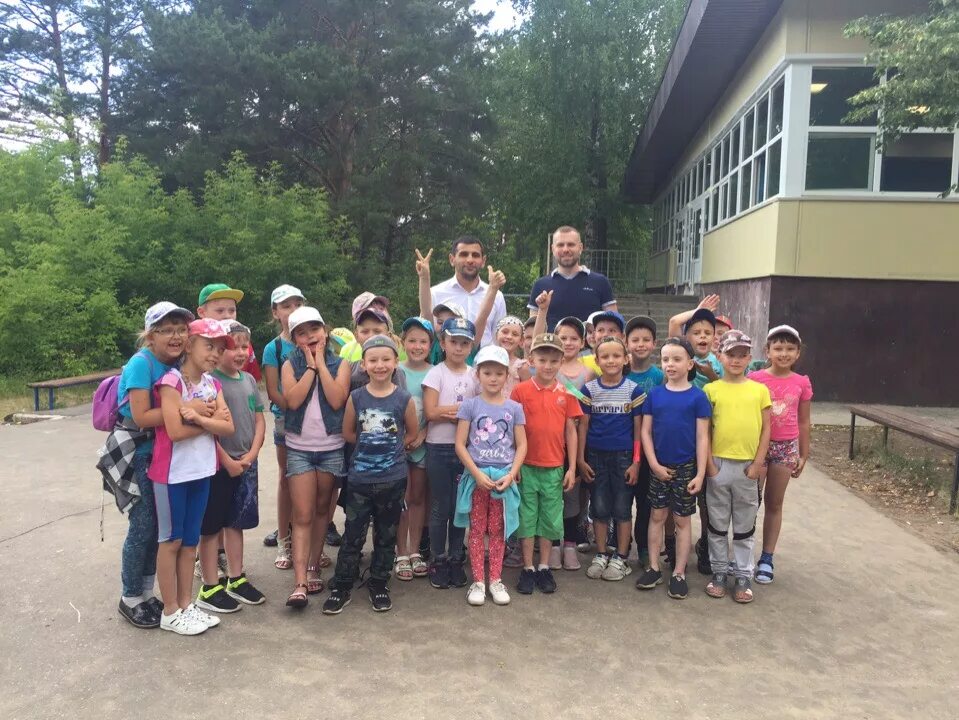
xmin=422 ymin=362 xmax=478 ymax=444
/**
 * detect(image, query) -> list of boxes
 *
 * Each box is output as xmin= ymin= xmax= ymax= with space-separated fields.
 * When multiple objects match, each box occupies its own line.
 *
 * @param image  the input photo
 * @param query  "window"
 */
xmin=767 ymin=140 xmax=781 ymax=197
xmin=753 ymin=152 xmax=767 ymax=204
xmin=771 ymin=79 xmax=785 ymax=136
xmin=809 ymin=67 xmax=877 ymax=126
xmin=756 ymin=96 xmax=769 ymax=149
xmin=806 ymin=135 xmax=874 ymax=190
xmin=740 ymin=162 xmax=752 ymax=213
xmin=743 ymin=109 xmax=755 ymax=157
xmin=880 ymin=134 xmax=953 ymax=192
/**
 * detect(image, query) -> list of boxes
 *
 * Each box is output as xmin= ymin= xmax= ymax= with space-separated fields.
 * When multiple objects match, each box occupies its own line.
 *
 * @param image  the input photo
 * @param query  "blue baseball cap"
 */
xmin=441 ymin=317 xmax=476 ymax=341
xmin=683 ymin=308 xmax=717 ymax=335
xmin=591 ymin=310 xmax=625 ymax=332
xmin=402 ymin=316 xmax=435 ymax=338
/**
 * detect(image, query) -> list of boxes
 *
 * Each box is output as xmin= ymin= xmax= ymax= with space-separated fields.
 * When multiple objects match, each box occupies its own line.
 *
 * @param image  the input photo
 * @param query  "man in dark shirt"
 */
xmin=528 ymin=226 xmax=618 ymax=329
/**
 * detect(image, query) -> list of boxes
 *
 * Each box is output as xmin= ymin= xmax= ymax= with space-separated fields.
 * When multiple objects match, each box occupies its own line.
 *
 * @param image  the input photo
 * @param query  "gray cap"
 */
xmin=362 ymin=334 xmax=399 ymax=357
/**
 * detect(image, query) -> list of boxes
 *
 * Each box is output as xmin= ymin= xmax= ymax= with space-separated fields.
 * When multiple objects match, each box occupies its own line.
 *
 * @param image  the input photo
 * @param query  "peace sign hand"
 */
xmin=415 ymin=248 xmax=433 ymax=279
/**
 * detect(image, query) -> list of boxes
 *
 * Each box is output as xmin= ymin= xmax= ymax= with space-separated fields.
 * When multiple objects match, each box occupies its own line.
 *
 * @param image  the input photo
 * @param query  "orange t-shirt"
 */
xmin=510 ymin=378 xmax=584 ymax=468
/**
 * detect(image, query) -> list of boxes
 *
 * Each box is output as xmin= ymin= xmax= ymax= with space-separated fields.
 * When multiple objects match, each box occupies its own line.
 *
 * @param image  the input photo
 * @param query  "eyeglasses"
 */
xmin=153 ymin=327 xmax=189 ymax=338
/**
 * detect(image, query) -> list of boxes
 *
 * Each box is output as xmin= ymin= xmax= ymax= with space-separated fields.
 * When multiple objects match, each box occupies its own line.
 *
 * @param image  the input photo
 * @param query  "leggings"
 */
xmin=468 ymin=488 xmax=505 ymax=583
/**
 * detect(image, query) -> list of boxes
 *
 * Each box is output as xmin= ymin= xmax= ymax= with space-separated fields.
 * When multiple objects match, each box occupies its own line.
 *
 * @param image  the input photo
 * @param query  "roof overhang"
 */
xmin=623 ymin=0 xmax=784 ymax=203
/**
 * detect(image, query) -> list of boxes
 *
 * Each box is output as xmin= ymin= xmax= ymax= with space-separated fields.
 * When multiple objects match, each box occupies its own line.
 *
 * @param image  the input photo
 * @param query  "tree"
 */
xmin=845 ymin=0 xmax=959 ymax=139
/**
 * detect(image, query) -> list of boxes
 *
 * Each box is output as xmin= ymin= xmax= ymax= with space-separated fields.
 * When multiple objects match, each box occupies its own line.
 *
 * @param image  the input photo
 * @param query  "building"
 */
xmin=624 ymin=0 xmax=959 ymax=403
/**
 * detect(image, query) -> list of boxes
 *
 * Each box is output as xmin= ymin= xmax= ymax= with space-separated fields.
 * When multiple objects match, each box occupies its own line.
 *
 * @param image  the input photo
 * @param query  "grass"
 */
xmin=849 ymin=426 xmax=956 ymax=501
xmin=0 ymin=374 xmax=95 ymax=418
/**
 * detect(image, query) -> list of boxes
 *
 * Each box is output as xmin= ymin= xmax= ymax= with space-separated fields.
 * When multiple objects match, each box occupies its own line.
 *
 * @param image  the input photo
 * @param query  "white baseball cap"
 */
xmin=432 ymin=301 xmax=467 ymax=319
xmin=288 ymin=306 xmax=325 ymax=335
xmin=271 ymin=284 xmax=305 ymax=305
xmin=144 ymin=301 xmax=194 ymax=331
xmin=473 ymin=345 xmax=510 ymax=368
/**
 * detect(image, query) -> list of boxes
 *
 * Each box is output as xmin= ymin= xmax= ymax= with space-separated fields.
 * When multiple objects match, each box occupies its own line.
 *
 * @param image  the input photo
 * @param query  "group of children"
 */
xmin=103 ymin=248 xmax=812 ymax=637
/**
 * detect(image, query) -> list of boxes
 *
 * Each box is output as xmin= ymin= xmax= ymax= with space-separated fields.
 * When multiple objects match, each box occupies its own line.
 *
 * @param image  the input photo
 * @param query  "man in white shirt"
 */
xmin=430 ymin=236 xmax=506 ymax=347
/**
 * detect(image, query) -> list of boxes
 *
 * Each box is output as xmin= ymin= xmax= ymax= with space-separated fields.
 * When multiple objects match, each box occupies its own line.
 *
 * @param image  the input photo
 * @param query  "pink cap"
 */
xmin=351 ymin=292 xmax=390 ymax=321
xmin=188 ymin=318 xmax=236 ymax=348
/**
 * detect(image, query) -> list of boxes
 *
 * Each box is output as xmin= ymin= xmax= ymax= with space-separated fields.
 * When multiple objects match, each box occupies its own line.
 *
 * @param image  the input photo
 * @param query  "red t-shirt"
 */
xmin=243 ymin=345 xmax=262 ymax=382
xmin=510 ymin=378 xmax=583 ymax=468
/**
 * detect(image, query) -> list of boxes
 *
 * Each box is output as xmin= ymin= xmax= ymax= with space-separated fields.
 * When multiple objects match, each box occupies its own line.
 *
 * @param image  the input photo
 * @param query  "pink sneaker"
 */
xmin=562 ymin=543 xmax=581 ymax=570
xmin=548 ymin=545 xmax=562 ymax=570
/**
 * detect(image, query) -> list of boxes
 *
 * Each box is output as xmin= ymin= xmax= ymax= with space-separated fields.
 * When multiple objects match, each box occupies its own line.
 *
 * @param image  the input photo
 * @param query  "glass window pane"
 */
xmin=809 ymin=67 xmax=877 ymax=126
xmin=806 ymin=134 xmax=874 ymax=190
xmin=768 ymin=139 xmax=782 ymax=197
xmin=771 ymin=79 xmax=785 ymax=136
xmin=880 ymin=133 xmax=953 ymax=192
xmin=741 ymin=162 xmax=752 ymax=212
xmin=705 ymin=151 xmax=714 ymax=186
xmin=753 ymin=152 xmax=767 ymax=203
xmin=756 ymin=97 xmax=769 ymax=147
xmin=729 ymin=172 xmax=739 ymax=218
xmin=720 ymin=183 xmax=728 ymax=221
xmin=721 ymin=135 xmax=730 ymax=177
xmin=711 ymin=189 xmax=719 ymax=226
xmin=731 ymin=121 xmax=741 ymax=170
xmin=744 ymin=109 xmax=755 ymax=157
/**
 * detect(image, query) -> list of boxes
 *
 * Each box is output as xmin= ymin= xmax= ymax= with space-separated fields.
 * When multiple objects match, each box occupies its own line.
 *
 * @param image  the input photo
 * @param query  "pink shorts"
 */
xmin=765 ymin=438 xmax=799 ymax=470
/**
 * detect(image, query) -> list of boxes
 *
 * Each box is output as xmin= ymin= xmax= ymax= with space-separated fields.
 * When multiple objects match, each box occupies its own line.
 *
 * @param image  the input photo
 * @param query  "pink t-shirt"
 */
xmin=749 ymin=369 xmax=813 ymax=442
xmin=148 ymin=370 xmax=222 ymax=484
xmin=285 ymin=388 xmax=345 ymax=452
xmin=422 ymin=362 xmax=478 ymax=444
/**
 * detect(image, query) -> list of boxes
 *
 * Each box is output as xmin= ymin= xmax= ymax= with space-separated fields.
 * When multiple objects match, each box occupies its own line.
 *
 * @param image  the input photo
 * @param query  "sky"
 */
xmin=473 ymin=0 xmax=523 ymax=31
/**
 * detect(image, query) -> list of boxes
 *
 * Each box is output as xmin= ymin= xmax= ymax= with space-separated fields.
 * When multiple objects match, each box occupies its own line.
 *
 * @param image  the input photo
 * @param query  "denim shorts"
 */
xmin=273 ymin=415 xmax=285 ymax=446
xmin=286 ymin=446 xmax=345 ymax=477
xmin=587 ymin=449 xmax=634 ymax=523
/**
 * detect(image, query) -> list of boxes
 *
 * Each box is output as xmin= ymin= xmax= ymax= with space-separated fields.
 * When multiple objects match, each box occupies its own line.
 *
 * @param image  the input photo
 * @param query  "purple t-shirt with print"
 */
xmin=457 ymin=396 xmax=526 ymax=469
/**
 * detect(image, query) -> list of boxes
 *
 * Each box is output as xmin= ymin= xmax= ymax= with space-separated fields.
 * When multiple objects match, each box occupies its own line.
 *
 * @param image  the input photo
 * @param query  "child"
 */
xmin=423 ymin=318 xmax=479 ymax=589
xmin=149 ymin=319 xmax=236 ymax=635
xmin=114 ymin=301 xmax=195 ymax=629
xmin=395 ymin=316 xmax=435 ymax=580
xmin=577 ymin=337 xmax=644 ymax=581
xmin=510 ymin=333 xmax=582 ymax=595
xmin=281 ymin=306 xmax=351 ymax=608
xmin=261 ymin=285 xmax=305 ymax=569
xmin=749 ymin=325 xmax=812 ymax=584
xmin=582 ymin=311 xmax=626 ymax=376
xmin=196 ymin=283 xmax=260 ymax=381
xmin=521 ymin=316 xmax=536 ymax=358
xmin=530 ymin=290 xmax=595 ymax=393
xmin=635 ymin=338 xmax=711 ymax=599
xmin=414 ymin=246 xmax=470 ymax=365
xmin=703 ymin=330 xmax=771 ymax=603
xmin=492 ymin=315 xmax=531 ymax=398
xmin=713 ymin=315 xmax=734 ymax=353
xmin=195 ymin=322 xmax=266 ymax=613
xmin=323 ymin=335 xmax=417 ymax=614
xmin=340 ymin=292 xmax=407 ymax=362
xmin=625 ymin=315 xmax=664 ymax=567
xmin=454 ymin=345 xmax=526 ymax=606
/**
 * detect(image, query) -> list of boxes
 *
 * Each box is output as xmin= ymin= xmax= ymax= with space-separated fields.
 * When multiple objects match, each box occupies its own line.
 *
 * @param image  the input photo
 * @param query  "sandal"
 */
xmin=394 ymin=555 xmax=414 ymax=581
xmin=319 ymin=552 xmax=331 ymax=569
xmin=286 ymin=583 xmax=308 ymax=608
xmin=409 ymin=553 xmax=428 ymax=577
xmin=705 ymin=572 xmax=727 ymax=598
xmin=274 ymin=534 xmax=292 ymax=570
xmin=306 ymin=565 xmax=324 ymax=594
xmin=733 ymin=577 xmax=754 ymax=604
xmin=754 ymin=560 xmax=774 ymax=585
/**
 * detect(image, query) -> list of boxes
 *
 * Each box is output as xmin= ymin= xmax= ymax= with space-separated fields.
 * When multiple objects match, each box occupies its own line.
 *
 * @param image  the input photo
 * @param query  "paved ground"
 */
xmin=2 ymin=412 xmax=959 ymax=719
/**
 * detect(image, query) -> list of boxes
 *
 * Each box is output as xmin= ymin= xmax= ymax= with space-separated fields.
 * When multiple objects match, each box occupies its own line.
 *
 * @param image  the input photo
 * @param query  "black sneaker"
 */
xmin=664 ymin=537 xmax=676 ymax=568
xmin=326 ymin=522 xmax=343 ymax=547
xmin=144 ymin=597 xmax=163 ymax=616
xmin=368 ymin=581 xmax=392 ymax=612
xmin=429 ymin=559 xmax=450 ymax=589
xmin=516 ymin=568 xmax=536 ymax=595
xmin=667 ymin=574 xmax=689 ymax=599
xmin=448 ymin=559 xmax=468 ymax=588
xmin=117 ymin=599 xmax=160 ymax=629
xmin=225 ymin=574 xmax=266 ymax=605
xmin=263 ymin=529 xmax=279 ymax=547
xmin=535 ymin=568 xmax=557 ymax=594
xmin=195 ymin=583 xmax=241 ymax=613
xmin=322 ymin=587 xmax=352 ymax=614
xmin=418 ymin=531 xmax=431 ymax=562
xmin=696 ymin=539 xmax=711 ymax=575
xmin=635 ymin=568 xmax=663 ymax=590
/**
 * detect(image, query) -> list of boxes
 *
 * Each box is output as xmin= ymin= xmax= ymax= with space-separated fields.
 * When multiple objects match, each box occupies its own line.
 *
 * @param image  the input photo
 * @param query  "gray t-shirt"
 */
xmin=213 ymin=369 xmax=264 ymax=458
xmin=456 ymin=396 xmax=526 ymax=469
xmin=348 ymin=385 xmax=411 ymax=485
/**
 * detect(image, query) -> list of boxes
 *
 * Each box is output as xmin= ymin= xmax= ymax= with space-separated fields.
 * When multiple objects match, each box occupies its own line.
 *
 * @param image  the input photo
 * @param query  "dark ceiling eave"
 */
xmin=623 ymin=0 xmax=785 ymax=204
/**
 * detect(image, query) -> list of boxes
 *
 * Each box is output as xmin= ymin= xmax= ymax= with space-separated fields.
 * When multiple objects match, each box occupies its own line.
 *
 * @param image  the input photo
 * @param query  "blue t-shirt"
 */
xmin=117 ymin=349 xmax=172 ymax=457
xmin=580 ymin=377 xmax=644 ymax=452
xmin=457 ymin=396 xmax=526 ymax=469
xmin=348 ymin=386 xmax=412 ymax=484
xmin=641 ymin=385 xmax=712 ymax=464
xmin=693 ymin=351 xmax=724 ymax=389
xmin=527 ymin=269 xmax=615 ymax=329
xmin=262 ymin=336 xmax=295 ymax=418
xmin=400 ymin=364 xmax=431 ymax=464
xmin=627 ymin=365 xmax=664 ymax=394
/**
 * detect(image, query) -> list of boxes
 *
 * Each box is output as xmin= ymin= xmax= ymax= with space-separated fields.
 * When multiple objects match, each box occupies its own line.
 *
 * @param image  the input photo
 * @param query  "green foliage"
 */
xmin=845 ymin=0 xmax=959 ymax=141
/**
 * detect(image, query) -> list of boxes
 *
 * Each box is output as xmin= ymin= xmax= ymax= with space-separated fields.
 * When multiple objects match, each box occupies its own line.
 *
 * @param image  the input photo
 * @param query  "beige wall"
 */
xmin=700 ymin=199 xmax=959 ymax=283
xmin=646 ymin=249 xmax=676 ymax=289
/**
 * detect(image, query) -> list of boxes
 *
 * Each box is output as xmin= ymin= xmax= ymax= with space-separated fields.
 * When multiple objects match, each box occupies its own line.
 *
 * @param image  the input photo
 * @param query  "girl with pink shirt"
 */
xmin=749 ymin=325 xmax=813 ymax=584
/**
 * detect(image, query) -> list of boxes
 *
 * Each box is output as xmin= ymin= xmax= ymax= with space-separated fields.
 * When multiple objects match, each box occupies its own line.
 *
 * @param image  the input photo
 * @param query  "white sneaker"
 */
xmin=185 ymin=603 xmax=220 ymax=628
xmin=548 ymin=545 xmax=562 ymax=570
xmin=160 ymin=608 xmax=206 ymax=636
xmin=488 ymin=580 xmax=510 ymax=605
xmin=467 ymin=582 xmax=486 ymax=606
xmin=601 ymin=555 xmax=632 ymax=581
xmin=586 ymin=554 xmax=609 ymax=579
xmin=562 ymin=544 xmax=581 ymax=571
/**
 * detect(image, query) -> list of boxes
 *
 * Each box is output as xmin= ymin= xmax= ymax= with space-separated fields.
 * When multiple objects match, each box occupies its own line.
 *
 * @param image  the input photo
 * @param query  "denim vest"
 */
xmin=284 ymin=347 xmax=344 ymax=436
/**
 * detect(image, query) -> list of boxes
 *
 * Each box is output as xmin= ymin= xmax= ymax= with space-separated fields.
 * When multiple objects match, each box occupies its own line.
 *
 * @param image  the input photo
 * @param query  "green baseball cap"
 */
xmin=198 ymin=283 xmax=244 ymax=306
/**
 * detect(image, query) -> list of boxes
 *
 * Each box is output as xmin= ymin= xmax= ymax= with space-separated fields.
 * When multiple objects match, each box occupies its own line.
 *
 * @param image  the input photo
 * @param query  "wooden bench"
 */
xmin=848 ymin=404 xmax=959 ymax=514
xmin=27 ymin=369 xmax=121 ymax=412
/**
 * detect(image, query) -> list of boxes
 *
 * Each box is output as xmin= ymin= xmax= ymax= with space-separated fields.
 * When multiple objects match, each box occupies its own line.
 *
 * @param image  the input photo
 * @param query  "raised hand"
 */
xmin=415 ymin=248 xmax=433 ymax=278
xmin=535 ymin=289 xmax=553 ymax=310
xmin=698 ymin=293 xmax=720 ymax=313
xmin=487 ymin=265 xmax=506 ymax=291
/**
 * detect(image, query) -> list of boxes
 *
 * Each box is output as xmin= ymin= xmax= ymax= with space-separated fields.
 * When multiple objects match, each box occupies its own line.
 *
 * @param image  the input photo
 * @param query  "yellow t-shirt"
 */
xmin=703 ymin=379 xmax=771 ymax=461
xmin=582 ymin=353 xmax=629 ymax=377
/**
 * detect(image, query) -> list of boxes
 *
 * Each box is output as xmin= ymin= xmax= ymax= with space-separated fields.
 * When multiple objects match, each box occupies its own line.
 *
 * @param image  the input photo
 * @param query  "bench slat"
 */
xmin=27 ymin=369 xmax=121 ymax=390
xmin=847 ymin=405 xmax=959 ymax=451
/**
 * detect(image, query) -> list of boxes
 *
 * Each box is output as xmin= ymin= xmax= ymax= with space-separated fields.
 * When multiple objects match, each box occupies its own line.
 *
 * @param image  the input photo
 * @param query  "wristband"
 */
xmin=307 ymin=366 xmax=318 ymax=375
xmin=632 ymin=441 xmax=642 ymax=464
